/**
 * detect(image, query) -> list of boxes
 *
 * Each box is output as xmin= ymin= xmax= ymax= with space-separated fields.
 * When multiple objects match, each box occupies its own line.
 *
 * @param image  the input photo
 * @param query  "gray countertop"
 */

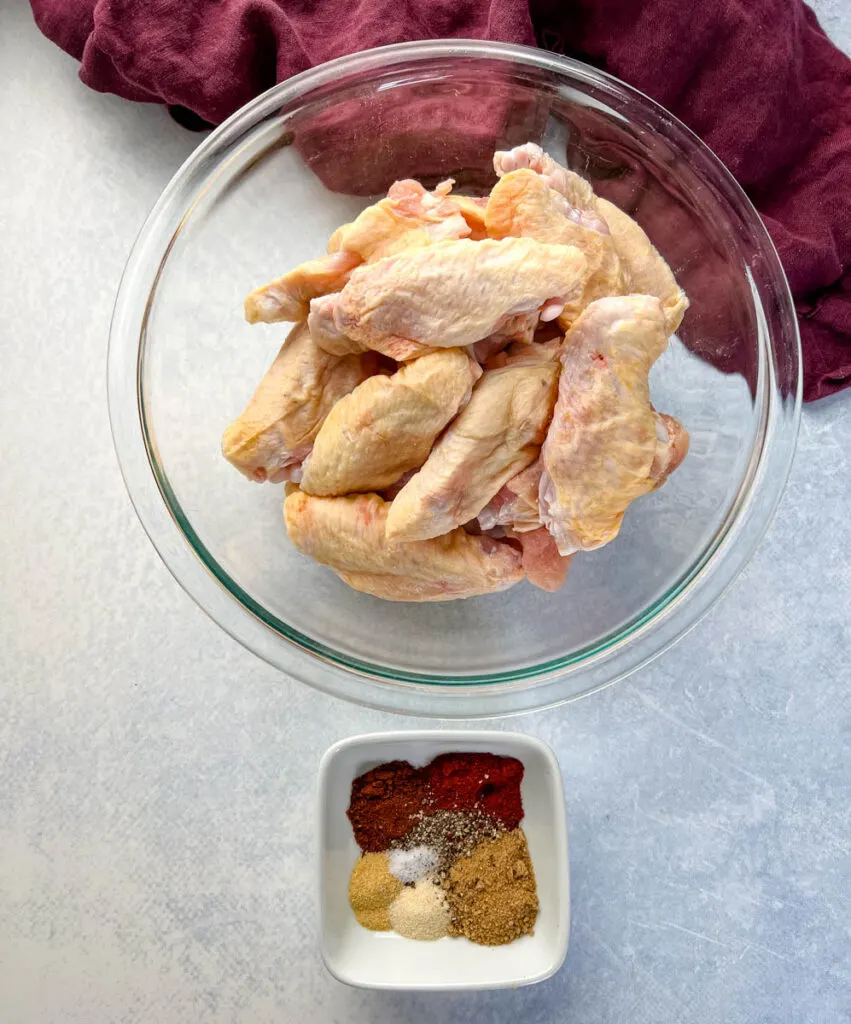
xmin=1 ymin=4 xmax=849 ymax=1022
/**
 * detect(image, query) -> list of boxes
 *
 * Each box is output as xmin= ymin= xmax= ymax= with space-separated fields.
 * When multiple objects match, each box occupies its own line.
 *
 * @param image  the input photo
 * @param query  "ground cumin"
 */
xmin=445 ymin=829 xmax=538 ymax=945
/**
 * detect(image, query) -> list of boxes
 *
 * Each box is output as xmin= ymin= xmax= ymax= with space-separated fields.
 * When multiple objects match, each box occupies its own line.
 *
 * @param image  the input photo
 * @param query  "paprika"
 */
xmin=425 ymin=752 xmax=524 ymax=829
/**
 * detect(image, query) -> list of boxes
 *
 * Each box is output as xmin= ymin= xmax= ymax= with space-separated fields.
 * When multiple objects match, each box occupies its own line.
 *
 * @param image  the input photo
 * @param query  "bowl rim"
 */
xmin=107 ymin=38 xmax=802 ymax=717
xmin=315 ymin=729 xmax=570 ymax=990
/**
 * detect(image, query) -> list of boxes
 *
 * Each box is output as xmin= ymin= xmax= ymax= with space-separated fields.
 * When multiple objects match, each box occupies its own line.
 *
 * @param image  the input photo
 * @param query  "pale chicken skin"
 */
xmin=308 ymin=292 xmax=437 ymax=362
xmin=285 ymin=491 xmax=524 ymax=601
xmin=245 ymin=179 xmax=471 ymax=325
xmin=332 ymin=237 xmax=588 ymax=356
xmin=493 ymin=143 xmax=609 ymax=233
xmin=328 ymin=178 xmax=471 ymax=261
xmin=299 ymin=349 xmax=480 ymax=496
xmin=596 ymin=198 xmax=689 ymax=333
xmin=486 ymin=169 xmax=623 ymax=325
xmin=539 ymin=294 xmax=689 ymax=555
xmin=307 ymin=292 xmax=363 ymax=356
xmin=494 ymin=143 xmax=687 ymax=333
xmin=385 ymin=360 xmax=559 ymax=542
xmin=222 ymin=322 xmax=368 ymax=483
xmin=244 ymin=250 xmax=360 ymax=325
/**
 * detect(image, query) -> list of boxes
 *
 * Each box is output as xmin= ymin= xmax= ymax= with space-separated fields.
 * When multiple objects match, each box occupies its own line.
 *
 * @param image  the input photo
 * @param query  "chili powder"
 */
xmin=347 ymin=760 xmax=430 ymax=852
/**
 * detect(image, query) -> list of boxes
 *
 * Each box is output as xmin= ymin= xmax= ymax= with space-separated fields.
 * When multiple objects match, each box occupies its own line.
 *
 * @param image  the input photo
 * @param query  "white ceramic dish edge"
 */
xmin=316 ymin=730 xmax=570 ymax=991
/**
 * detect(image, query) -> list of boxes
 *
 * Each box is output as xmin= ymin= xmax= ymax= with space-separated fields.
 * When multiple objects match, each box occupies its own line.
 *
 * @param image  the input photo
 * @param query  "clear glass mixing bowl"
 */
xmin=108 ymin=41 xmax=801 ymax=717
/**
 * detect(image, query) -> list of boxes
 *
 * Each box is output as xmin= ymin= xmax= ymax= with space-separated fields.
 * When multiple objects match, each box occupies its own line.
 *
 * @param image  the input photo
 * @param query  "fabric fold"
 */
xmin=30 ymin=0 xmax=851 ymax=400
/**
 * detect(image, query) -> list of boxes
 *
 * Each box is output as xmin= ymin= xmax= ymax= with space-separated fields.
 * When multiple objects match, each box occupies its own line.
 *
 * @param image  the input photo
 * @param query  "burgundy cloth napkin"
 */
xmin=31 ymin=0 xmax=851 ymax=401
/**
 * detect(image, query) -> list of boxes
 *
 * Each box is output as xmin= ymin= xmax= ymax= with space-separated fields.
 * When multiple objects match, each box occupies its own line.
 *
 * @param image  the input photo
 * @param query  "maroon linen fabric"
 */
xmin=31 ymin=0 xmax=851 ymax=400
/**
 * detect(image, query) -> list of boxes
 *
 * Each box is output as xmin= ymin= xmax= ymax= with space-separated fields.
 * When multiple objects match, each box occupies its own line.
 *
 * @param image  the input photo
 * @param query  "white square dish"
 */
xmin=317 ymin=730 xmax=570 ymax=991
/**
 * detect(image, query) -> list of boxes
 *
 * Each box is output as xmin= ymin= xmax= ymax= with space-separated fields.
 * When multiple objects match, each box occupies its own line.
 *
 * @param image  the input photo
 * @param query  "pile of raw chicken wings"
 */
xmin=223 ymin=143 xmax=689 ymax=602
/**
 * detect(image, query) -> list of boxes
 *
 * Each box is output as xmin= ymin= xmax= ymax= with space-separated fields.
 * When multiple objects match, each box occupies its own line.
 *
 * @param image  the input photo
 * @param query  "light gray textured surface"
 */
xmin=1 ymin=3 xmax=849 ymax=1022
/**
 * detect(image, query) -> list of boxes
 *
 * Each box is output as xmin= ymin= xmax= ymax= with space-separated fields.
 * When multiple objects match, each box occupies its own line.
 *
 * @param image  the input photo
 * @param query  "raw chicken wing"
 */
xmin=285 ymin=491 xmax=524 ymax=601
xmin=597 ymin=198 xmax=689 ymax=333
xmin=334 ymin=238 xmax=588 ymax=356
xmin=494 ymin=143 xmax=609 ymax=233
xmin=300 ymin=349 xmax=480 ymax=496
xmin=385 ymin=360 xmax=559 ymax=541
xmin=486 ymin=169 xmax=623 ymax=324
xmin=245 ymin=179 xmax=470 ymax=324
xmin=494 ymin=143 xmax=687 ymax=333
xmin=244 ymin=250 xmax=359 ymax=325
xmin=328 ymin=179 xmax=471 ymax=261
xmin=222 ymin=322 xmax=368 ymax=483
xmin=539 ymin=294 xmax=688 ymax=555
xmin=229 ymin=145 xmax=691 ymax=604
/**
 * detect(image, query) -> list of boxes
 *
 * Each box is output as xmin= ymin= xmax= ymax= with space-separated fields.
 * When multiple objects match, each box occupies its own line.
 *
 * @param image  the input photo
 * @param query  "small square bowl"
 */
xmin=317 ymin=730 xmax=570 ymax=991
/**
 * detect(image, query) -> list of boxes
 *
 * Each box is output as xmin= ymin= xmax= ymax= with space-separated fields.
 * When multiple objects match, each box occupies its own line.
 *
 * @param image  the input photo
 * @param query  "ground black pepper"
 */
xmin=392 ymin=809 xmax=504 ymax=872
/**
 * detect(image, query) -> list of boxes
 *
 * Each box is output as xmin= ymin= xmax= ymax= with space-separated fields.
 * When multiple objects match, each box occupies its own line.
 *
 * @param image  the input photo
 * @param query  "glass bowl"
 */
xmin=108 ymin=40 xmax=801 ymax=717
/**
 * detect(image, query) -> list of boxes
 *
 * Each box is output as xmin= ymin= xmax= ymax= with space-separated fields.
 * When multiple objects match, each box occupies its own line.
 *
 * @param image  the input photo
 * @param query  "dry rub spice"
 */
xmin=426 ymin=752 xmax=525 ymax=829
xmin=393 ymin=809 xmax=504 ymax=873
xmin=388 ymin=880 xmax=451 ymax=941
xmin=388 ymin=845 xmax=440 ymax=884
xmin=347 ymin=760 xmax=430 ymax=852
xmin=445 ymin=829 xmax=538 ymax=945
xmin=345 ymin=753 xmax=538 ymax=946
xmin=348 ymin=852 xmax=402 ymax=931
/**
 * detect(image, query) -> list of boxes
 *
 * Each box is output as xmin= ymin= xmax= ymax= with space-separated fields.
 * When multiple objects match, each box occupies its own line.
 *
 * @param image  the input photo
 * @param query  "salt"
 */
xmin=388 ymin=844 xmax=440 ymax=884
